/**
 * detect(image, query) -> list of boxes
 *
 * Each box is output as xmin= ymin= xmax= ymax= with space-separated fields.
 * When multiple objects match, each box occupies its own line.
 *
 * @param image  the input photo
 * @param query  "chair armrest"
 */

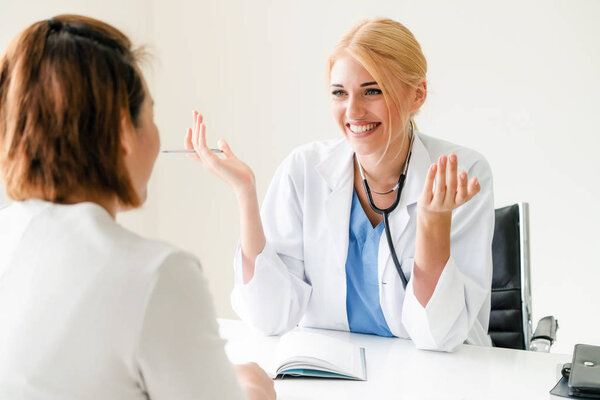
xmin=529 ymin=316 xmax=559 ymax=352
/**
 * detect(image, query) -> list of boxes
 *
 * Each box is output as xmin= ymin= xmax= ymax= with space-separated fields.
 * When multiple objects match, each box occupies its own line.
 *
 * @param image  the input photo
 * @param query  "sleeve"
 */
xmin=136 ymin=252 xmax=247 ymax=400
xmin=231 ymin=152 xmax=312 ymax=335
xmin=401 ymin=156 xmax=494 ymax=352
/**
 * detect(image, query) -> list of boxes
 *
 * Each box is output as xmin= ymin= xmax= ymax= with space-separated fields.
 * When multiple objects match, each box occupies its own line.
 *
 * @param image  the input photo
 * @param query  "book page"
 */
xmin=275 ymin=331 xmax=364 ymax=378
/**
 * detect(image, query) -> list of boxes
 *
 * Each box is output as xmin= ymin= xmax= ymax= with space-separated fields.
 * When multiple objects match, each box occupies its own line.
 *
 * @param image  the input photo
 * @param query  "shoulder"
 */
xmin=54 ymin=202 xmax=192 ymax=277
xmin=279 ymin=138 xmax=348 ymax=169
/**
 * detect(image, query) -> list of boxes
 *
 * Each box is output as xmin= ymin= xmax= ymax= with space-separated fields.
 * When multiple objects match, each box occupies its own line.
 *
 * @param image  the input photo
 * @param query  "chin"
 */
xmin=346 ymin=139 xmax=387 ymax=158
xmin=138 ymin=189 xmax=148 ymax=205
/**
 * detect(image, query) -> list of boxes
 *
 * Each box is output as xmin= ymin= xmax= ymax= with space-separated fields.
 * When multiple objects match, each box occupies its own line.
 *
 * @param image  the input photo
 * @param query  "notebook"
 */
xmin=273 ymin=331 xmax=367 ymax=381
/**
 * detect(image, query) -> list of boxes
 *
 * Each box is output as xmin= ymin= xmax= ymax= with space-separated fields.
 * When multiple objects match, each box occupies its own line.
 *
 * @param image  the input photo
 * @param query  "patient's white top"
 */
xmin=0 ymin=199 xmax=245 ymax=400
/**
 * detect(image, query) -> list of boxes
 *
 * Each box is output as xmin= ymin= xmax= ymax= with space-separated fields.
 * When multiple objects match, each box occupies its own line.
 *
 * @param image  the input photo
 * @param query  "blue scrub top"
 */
xmin=345 ymin=190 xmax=393 ymax=337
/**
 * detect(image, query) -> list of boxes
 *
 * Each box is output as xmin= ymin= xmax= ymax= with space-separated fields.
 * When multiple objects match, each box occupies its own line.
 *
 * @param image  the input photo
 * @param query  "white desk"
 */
xmin=219 ymin=319 xmax=571 ymax=400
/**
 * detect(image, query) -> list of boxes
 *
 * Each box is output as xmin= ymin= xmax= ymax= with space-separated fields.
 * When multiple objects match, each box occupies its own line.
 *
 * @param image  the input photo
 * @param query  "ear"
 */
xmin=410 ymin=79 xmax=427 ymax=112
xmin=120 ymin=110 xmax=135 ymax=156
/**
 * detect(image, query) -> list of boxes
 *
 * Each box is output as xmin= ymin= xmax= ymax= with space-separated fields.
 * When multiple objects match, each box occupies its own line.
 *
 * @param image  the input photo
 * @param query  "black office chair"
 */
xmin=489 ymin=202 xmax=558 ymax=351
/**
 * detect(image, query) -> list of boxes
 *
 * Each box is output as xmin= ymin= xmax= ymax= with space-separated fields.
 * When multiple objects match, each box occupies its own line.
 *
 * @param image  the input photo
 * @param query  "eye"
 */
xmin=365 ymin=88 xmax=382 ymax=96
xmin=331 ymin=89 xmax=346 ymax=97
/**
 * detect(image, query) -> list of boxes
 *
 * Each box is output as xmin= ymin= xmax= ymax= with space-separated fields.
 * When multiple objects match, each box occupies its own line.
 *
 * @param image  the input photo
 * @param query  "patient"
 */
xmin=0 ymin=15 xmax=274 ymax=400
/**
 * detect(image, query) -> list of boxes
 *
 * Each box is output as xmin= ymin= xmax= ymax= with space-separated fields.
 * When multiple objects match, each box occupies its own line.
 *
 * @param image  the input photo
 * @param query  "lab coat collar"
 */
xmin=314 ymin=133 xmax=432 ymax=206
xmin=314 ymin=139 xmax=355 ymax=191
xmin=315 ymin=140 xmax=355 ymax=272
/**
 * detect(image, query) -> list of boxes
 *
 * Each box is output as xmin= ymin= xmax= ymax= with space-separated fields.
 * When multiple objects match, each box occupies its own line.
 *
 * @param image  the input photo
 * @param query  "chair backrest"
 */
xmin=489 ymin=203 xmax=533 ymax=350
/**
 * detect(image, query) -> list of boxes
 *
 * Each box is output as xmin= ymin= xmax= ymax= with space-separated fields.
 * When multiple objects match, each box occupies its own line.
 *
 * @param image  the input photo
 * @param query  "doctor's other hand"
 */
xmin=418 ymin=153 xmax=480 ymax=217
xmin=234 ymin=362 xmax=276 ymax=400
xmin=185 ymin=110 xmax=256 ymax=196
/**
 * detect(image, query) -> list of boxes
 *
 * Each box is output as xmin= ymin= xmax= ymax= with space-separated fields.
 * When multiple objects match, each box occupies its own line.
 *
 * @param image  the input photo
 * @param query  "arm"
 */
xmin=403 ymin=153 xmax=494 ymax=351
xmin=413 ymin=153 xmax=480 ymax=306
xmin=186 ymin=112 xmax=311 ymax=334
xmin=186 ymin=111 xmax=264 ymax=282
xmin=136 ymin=252 xmax=275 ymax=400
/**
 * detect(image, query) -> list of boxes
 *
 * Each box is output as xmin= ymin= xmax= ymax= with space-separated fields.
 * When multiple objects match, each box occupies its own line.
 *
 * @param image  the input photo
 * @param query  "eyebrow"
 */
xmin=330 ymin=81 xmax=379 ymax=88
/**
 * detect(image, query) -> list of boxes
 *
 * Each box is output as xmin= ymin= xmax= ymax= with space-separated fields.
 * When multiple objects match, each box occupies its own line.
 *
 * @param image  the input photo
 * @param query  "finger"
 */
xmin=184 ymin=127 xmax=193 ymax=149
xmin=198 ymin=120 xmax=208 ymax=150
xmin=192 ymin=111 xmax=204 ymax=146
xmin=421 ymin=163 xmax=437 ymax=203
xmin=446 ymin=153 xmax=458 ymax=202
xmin=192 ymin=110 xmax=203 ymax=126
xmin=193 ymin=110 xmax=198 ymax=135
xmin=217 ymin=138 xmax=236 ymax=158
xmin=433 ymin=155 xmax=447 ymax=204
xmin=193 ymin=112 xmax=209 ymax=153
xmin=184 ymin=127 xmax=201 ymax=160
xmin=466 ymin=176 xmax=480 ymax=200
xmin=455 ymin=171 xmax=468 ymax=204
xmin=198 ymin=123 xmax=219 ymax=166
xmin=191 ymin=119 xmax=201 ymax=154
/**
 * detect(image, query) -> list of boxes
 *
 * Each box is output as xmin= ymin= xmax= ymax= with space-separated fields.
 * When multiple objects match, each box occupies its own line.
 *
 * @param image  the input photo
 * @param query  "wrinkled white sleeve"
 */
xmin=231 ymin=153 xmax=312 ymax=335
xmin=137 ymin=252 xmax=247 ymax=400
xmin=402 ymin=158 xmax=494 ymax=352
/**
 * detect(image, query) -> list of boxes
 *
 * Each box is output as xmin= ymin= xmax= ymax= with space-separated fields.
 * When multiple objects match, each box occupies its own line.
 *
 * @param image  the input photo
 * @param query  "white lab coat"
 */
xmin=232 ymin=132 xmax=494 ymax=351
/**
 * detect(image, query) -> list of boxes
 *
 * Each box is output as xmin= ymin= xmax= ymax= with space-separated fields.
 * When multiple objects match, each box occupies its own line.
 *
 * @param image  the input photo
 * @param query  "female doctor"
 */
xmin=186 ymin=18 xmax=494 ymax=351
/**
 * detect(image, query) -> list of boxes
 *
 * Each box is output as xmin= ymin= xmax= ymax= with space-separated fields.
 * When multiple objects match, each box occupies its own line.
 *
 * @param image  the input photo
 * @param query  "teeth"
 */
xmin=349 ymin=123 xmax=377 ymax=134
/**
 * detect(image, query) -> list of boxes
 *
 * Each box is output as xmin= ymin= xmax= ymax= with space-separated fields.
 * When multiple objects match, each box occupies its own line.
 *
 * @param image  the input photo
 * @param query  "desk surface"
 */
xmin=219 ymin=319 xmax=571 ymax=400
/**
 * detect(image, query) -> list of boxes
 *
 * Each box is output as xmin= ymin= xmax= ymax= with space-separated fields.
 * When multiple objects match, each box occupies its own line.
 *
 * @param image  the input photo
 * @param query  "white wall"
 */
xmin=1 ymin=0 xmax=599 ymax=354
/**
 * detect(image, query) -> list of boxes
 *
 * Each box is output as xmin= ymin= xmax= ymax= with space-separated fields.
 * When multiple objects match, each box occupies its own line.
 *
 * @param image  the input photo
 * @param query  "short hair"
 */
xmin=327 ymin=18 xmax=427 ymax=158
xmin=0 ymin=15 xmax=146 ymax=206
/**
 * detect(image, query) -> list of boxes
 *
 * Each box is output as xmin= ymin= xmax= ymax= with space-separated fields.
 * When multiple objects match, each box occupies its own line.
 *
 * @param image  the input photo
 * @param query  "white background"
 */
xmin=1 ymin=0 xmax=598 ymax=354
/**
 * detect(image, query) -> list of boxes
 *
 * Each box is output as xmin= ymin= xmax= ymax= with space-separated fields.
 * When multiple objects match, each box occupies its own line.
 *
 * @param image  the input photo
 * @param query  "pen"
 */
xmin=161 ymin=149 xmax=223 ymax=154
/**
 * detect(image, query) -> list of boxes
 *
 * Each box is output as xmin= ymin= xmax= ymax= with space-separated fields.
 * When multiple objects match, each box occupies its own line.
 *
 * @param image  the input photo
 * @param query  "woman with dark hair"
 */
xmin=0 ymin=15 xmax=274 ymax=400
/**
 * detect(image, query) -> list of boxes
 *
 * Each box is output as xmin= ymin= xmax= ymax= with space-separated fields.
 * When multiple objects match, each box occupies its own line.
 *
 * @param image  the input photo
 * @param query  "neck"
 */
xmin=62 ymin=191 xmax=119 ymax=219
xmin=356 ymin=129 xmax=413 ymax=191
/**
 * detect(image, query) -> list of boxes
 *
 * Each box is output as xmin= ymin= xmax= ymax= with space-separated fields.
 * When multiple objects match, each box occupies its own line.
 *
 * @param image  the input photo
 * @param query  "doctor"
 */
xmin=186 ymin=18 xmax=494 ymax=351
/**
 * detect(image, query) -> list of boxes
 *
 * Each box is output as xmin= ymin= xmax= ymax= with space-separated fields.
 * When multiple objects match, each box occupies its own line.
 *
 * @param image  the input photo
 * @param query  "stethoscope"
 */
xmin=355 ymin=122 xmax=415 ymax=289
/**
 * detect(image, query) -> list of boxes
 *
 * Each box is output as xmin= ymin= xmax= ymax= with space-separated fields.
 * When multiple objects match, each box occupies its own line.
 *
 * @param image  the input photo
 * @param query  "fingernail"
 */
xmin=450 ymin=154 xmax=456 ymax=162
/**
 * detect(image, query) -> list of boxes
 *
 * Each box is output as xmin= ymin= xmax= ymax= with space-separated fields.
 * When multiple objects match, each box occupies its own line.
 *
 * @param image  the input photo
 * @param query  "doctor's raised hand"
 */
xmin=185 ymin=111 xmax=256 ymax=195
xmin=413 ymin=153 xmax=481 ymax=307
xmin=185 ymin=110 xmax=267 ymax=283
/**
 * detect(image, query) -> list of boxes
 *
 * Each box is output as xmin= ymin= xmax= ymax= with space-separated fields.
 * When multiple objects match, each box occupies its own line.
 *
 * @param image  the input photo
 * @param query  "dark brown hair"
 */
xmin=0 ymin=14 xmax=145 ymax=206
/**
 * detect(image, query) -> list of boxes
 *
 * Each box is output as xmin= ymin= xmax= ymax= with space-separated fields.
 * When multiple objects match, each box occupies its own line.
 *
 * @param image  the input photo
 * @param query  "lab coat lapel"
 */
xmin=315 ymin=141 xmax=355 ymax=274
xmin=378 ymin=133 xmax=432 ymax=282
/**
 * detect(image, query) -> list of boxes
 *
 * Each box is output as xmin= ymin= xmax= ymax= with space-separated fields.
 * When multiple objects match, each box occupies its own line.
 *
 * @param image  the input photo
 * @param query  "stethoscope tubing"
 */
xmin=383 ymin=210 xmax=409 ymax=288
xmin=361 ymin=175 xmax=409 ymax=289
xmin=356 ymin=124 xmax=415 ymax=289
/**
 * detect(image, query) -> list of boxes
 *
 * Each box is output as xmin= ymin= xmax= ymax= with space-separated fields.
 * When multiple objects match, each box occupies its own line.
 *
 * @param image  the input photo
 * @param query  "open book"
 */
xmin=273 ymin=331 xmax=367 ymax=380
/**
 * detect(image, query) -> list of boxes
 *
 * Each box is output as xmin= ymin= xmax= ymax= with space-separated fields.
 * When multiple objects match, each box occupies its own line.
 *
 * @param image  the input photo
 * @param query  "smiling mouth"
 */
xmin=346 ymin=122 xmax=381 ymax=135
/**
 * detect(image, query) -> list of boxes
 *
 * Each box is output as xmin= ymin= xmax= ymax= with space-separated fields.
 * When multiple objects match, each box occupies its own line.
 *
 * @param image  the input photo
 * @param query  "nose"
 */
xmin=346 ymin=94 xmax=366 ymax=120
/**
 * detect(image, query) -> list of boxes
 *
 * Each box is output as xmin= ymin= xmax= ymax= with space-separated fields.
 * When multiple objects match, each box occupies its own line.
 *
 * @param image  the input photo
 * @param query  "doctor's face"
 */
xmin=329 ymin=56 xmax=403 ymax=157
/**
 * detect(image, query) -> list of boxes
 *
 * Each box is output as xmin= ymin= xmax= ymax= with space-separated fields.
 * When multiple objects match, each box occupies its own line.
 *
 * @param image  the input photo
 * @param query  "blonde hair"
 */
xmin=327 ymin=18 xmax=427 ymax=158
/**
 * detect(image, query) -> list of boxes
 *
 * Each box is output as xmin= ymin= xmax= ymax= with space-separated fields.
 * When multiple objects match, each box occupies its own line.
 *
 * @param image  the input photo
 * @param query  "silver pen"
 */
xmin=161 ymin=149 xmax=222 ymax=154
